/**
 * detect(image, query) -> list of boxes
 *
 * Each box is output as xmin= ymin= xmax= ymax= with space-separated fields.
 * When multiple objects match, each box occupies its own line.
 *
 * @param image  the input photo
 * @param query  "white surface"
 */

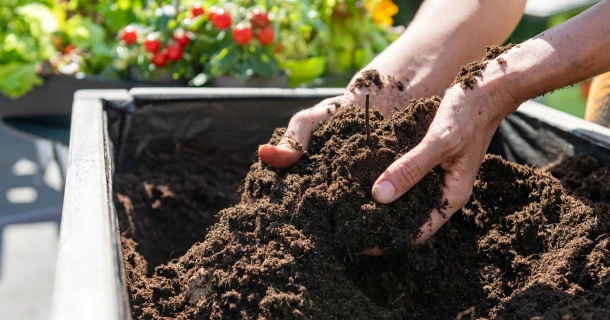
xmin=525 ymin=0 xmax=599 ymax=17
xmin=0 ymin=222 xmax=58 ymax=320
xmin=50 ymin=94 xmax=124 ymax=320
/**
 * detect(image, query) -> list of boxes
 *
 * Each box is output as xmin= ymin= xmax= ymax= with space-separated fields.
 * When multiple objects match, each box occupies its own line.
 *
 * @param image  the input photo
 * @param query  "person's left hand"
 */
xmin=366 ymin=80 xmax=521 ymax=254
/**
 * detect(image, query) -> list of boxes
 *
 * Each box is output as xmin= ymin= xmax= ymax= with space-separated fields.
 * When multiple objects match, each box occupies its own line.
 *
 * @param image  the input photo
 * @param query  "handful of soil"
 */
xmin=118 ymin=97 xmax=610 ymax=320
xmin=241 ymin=96 xmax=446 ymax=253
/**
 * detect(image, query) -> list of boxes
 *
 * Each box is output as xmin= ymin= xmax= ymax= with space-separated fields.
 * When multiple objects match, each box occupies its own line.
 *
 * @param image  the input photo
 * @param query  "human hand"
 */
xmin=366 ymin=79 xmax=521 ymax=254
xmin=258 ymin=71 xmax=413 ymax=168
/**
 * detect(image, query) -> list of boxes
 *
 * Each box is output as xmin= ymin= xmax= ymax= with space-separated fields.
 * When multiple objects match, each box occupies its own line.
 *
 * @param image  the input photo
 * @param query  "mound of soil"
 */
xmin=241 ymin=97 xmax=446 ymax=253
xmin=117 ymin=97 xmax=610 ymax=319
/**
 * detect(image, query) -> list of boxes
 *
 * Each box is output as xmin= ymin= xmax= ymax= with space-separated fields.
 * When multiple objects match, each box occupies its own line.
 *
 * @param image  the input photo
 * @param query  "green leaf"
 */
xmin=17 ymin=4 xmax=59 ymax=34
xmin=0 ymin=62 xmax=43 ymax=99
xmin=0 ymin=33 xmax=39 ymax=63
xmin=189 ymin=15 xmax=209 ymax=32
xmin=210 ymin=47 xmax=240 ymax=75
xmin=99 ymin=5 xmax=138 ymax=34
xmin=64 ymin=15 xmax=106 ymax=50
xmin=237 ymin=58 xmax=253 ymax=81
xmin=248 ymin=48 xmax=279 ymax=77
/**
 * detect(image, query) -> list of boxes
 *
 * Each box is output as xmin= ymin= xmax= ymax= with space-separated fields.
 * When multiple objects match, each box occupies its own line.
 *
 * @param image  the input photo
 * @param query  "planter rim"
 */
xmin=129 ymin=87 xmax=345 ymax=104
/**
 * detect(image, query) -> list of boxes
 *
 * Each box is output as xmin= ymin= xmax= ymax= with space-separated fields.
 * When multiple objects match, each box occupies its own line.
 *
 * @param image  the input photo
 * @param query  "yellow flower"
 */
xmin=366 ymin=0 xmax=399 ymax=26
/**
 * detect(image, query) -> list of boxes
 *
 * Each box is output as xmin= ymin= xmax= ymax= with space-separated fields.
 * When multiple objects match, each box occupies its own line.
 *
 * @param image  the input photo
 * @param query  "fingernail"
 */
xmin=373 ymin=181 xmax=396 ymax=203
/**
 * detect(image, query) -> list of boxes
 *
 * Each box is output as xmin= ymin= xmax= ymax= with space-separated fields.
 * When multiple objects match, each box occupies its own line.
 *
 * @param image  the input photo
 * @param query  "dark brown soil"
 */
xmin=118 ymin=99 xmax=610 ymax=319
xmin=544 ymin=153 xmax=610 ymax=203
xmin=114 ymin=138 xmax=251 ymax=318
xmin=352 ymin=69 xmax=384 ymax=90
xmin=349 ymin=70 xmax=408 ymax=93
xmin=452 ymin=44 xmax=514 ymax=89
xmin=241 ymin=97 xmax=446 ymax=253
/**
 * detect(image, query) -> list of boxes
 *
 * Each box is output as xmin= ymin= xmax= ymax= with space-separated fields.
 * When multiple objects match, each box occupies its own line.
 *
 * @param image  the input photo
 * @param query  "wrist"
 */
xmin=459 ymin=48 xmax=530 ymax=119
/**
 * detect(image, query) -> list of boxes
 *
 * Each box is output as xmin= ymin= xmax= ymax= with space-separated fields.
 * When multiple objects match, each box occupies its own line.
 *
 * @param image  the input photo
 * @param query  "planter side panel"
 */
xmin=51 ymin=94 xmax=127 ymax=320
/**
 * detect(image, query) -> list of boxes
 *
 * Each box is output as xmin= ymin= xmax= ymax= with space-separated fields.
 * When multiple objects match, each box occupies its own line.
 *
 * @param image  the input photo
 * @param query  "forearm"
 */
xmin=359 ymin=0 xmax=525 ymax=98
xmin=479 ymin=0 xmax=610 ymax=117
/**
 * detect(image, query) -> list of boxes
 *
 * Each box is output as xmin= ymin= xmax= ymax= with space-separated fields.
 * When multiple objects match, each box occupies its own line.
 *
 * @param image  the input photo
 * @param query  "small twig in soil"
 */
xmin=346 ymin=250 xmax=354 ymax=263
xmin=365 ymin=93 xmax=371 ymax=148
xmin=391 ymin=293 xmax=406 ymax=305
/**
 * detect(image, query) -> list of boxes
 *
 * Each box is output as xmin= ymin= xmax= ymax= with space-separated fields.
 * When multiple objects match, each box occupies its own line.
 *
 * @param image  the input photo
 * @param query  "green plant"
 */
xmin=111 ymin=1 xmax=282 ymax=85
xmin=273 ymin=0 xmax=330 ymax=61
xmin=318 ymin=0 xmax=401 ymax=74
xmin=0 ymin=1 xmax=58 ymax=98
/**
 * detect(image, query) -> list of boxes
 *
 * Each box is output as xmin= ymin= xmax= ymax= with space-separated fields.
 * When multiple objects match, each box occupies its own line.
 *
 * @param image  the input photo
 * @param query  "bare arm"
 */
xmin=365 ymin=0 xmax=526 ymax=98
xmin=259 ymin=0 xmax=526 ymax=168
xmin=496 ymin=1 xmax=610 ymax=103
xmin=371 ymin=0 xmax=610 ymax=246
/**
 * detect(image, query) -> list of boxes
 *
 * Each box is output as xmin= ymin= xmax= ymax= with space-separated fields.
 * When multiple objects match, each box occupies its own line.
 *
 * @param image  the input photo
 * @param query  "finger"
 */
xmin=362 ymin=159 xmax=476 ymax=254
xmin=372 ymin=139 xmax=445 ymax=204
xmin=258 ymin=99 xmax=338 ymax=169
xmin=414 ymin=159 xmax=477 ymax=244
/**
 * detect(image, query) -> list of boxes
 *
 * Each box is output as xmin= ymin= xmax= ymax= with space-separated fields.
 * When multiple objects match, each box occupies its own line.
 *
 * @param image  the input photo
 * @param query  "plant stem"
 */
xmin=365 ymin=93 xmax=371 ymax=148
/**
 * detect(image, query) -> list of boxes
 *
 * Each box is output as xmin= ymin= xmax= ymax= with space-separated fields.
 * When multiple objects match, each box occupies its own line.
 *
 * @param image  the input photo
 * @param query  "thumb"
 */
xmin=259 ymin=99 xmax=339 ymax=169
xmin=372 ymin=139 xmax=445 ymax=204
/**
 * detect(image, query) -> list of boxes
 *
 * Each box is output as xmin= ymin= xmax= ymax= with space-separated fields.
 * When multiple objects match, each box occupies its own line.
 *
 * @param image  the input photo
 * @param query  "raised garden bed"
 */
xmin=52 ymin=88 xmax=610 ymax=320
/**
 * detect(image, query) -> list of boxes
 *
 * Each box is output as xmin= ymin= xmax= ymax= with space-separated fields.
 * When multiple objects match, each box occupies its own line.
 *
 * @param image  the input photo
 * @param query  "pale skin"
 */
xmin=258 ymin=0 xmax=610 ymax=253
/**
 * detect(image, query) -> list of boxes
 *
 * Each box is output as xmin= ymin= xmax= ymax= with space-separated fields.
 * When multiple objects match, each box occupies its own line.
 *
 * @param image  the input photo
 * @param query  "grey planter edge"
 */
xmin=518 ymin=99 xmax=610 ymax=150
xmin=51 ymin=89 xmax=610 ymax=320
xmin=50 ymin=89 xmax=131 ymax=320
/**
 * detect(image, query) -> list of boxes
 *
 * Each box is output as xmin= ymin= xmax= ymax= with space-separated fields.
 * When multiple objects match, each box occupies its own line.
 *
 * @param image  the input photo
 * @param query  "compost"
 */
xmin=117 ymin=96 xmax=610 ymax=319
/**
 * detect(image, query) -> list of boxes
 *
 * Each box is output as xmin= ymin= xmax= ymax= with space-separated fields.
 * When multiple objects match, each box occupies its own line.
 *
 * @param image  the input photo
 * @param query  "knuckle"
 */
xmin=393 ymin=159 xmax=423 ymax=189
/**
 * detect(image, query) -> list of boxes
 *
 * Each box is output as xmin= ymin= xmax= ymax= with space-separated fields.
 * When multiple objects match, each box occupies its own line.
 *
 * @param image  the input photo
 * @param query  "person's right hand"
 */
xmin=258 ymin=71 xmax=412 ymax=168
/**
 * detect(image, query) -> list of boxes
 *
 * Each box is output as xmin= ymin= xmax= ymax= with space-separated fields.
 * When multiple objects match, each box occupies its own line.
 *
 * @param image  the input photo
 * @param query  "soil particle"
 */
xmin=352 ymin=69 xmax=384 ymax=90
xmin=452 ymin=44 xmax=514 ymax=89
xmin=388 ymin=75 xmax=405 ymax=91
xmin=349 ymin=70 xmax=409 ymax=93
xmin=119 ymin=98 xmax=610 ymax=320
xmin=484 ymin=44 xmax=514 ymax=61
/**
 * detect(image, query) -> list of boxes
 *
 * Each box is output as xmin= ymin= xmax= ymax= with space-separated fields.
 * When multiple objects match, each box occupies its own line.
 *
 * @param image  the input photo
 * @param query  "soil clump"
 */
xmin=452 ymin=44 xmax=514 ymax=89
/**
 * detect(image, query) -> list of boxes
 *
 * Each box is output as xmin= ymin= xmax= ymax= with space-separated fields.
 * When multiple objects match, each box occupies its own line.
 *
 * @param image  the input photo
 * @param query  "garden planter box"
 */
xmin=51 ymin=88 xmax=610 ymax=320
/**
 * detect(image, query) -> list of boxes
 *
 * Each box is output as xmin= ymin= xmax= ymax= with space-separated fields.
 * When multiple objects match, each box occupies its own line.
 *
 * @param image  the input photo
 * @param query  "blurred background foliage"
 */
xmin=0 ymin=0 xmax=596 ymax=118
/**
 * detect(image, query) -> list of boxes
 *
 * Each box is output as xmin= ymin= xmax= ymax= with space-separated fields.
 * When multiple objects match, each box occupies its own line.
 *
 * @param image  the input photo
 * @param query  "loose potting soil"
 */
xmin=117 ymin=95 xmax=610 ymax=318
xmin=115 ymin=138 xmax=251 ymax=275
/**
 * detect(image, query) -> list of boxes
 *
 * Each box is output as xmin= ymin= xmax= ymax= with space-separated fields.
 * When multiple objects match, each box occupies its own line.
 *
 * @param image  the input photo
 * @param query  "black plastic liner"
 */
xmin=105 ymin=91 xmax=610 ymax=173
